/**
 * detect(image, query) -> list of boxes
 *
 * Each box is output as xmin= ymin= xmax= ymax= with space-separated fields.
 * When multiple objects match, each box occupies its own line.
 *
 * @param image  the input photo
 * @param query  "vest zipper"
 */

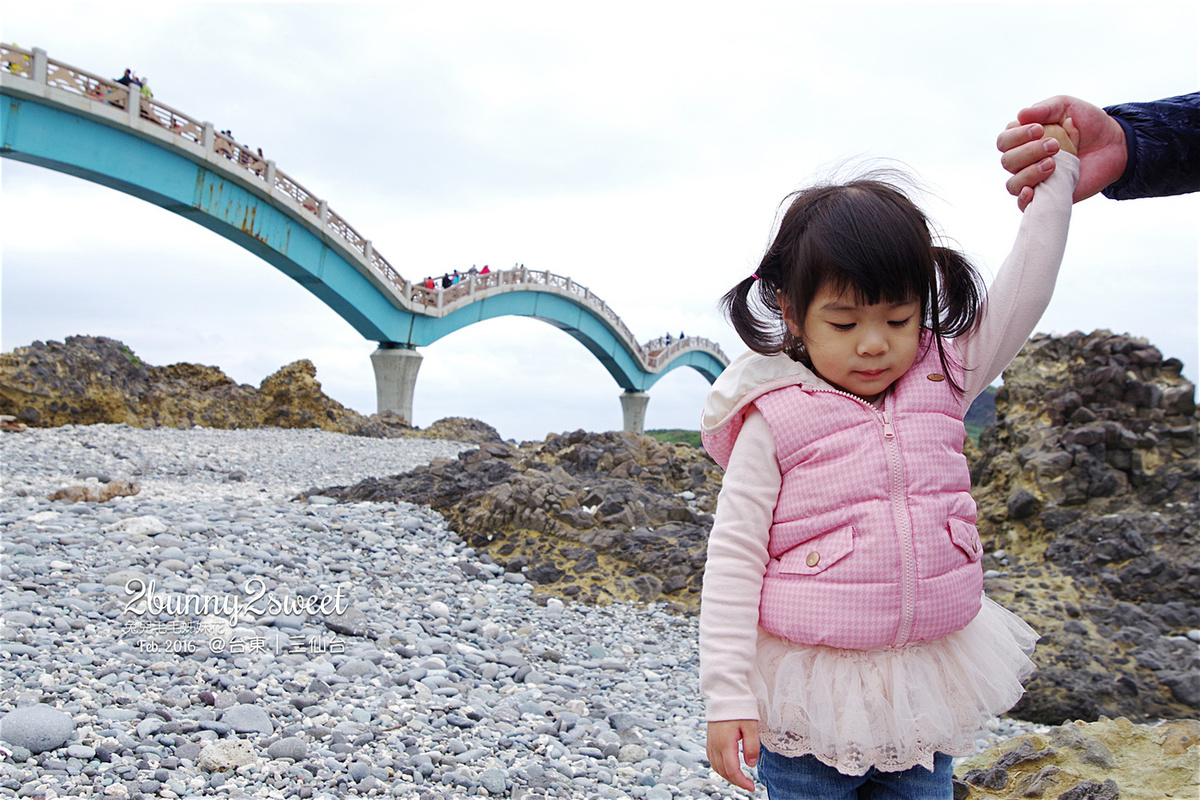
xmin=880 ymin=402 xmax=917 ymax=646
xmin=811 ymin=389 xmax=916 ymax=646
xmin=881 ymin=409 xmax=895 ymax=439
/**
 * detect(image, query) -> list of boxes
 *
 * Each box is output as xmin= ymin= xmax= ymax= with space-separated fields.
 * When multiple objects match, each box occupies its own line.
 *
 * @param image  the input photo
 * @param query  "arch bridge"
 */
xmin=0 ymin=45 xmax=729 ymax=433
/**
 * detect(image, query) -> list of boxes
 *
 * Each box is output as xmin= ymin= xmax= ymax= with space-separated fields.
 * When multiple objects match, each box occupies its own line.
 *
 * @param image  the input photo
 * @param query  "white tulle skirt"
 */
xmin=750 ymin=596 xmax=1038 ymax=776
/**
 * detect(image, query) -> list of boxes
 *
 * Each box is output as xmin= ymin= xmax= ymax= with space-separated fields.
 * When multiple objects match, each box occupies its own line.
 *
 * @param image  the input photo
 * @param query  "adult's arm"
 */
xmin=959 ymin=152 xmax=1080 ymax=405
xmin=1102 ymin=92 xmax=1200 ymax=200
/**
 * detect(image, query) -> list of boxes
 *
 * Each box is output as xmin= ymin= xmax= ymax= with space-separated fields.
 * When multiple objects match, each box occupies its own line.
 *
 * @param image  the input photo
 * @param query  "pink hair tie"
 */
xmin=751 ymin=273 xmax=760 ymax=281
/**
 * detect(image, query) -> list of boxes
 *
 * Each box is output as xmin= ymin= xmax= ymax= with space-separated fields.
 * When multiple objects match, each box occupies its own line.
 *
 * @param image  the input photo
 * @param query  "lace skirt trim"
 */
xmin=751 ymin=596 xmax=1038 ymax=775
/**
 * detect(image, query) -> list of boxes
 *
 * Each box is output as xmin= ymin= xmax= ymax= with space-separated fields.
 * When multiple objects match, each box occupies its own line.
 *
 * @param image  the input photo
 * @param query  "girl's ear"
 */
xmin=777 ymin=292 xmax=804 ymax=338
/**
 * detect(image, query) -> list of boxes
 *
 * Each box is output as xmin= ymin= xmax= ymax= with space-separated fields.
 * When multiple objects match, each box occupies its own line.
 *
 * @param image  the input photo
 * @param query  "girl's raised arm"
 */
xmin=959 ymin=149 xmax=1080 ymax=405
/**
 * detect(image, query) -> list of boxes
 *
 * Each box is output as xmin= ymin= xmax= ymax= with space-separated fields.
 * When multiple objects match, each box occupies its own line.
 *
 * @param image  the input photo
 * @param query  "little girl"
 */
xmin=699 ymin=129 xmax=1079 ymax=798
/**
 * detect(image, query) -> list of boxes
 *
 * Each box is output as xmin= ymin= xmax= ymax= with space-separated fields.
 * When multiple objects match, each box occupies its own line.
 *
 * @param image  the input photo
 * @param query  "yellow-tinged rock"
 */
xmin=957 ymin=717 xmax=1200 ymax=799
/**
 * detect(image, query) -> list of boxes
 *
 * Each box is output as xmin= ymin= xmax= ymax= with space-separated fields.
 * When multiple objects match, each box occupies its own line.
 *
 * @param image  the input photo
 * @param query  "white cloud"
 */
xmin=3 ymin=3 xmax=1196 ymax=441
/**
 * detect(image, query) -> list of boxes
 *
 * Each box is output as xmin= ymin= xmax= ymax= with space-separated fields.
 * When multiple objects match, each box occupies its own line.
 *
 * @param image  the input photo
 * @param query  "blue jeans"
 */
xmin=758 ymin=745 xmax=953 ymax=800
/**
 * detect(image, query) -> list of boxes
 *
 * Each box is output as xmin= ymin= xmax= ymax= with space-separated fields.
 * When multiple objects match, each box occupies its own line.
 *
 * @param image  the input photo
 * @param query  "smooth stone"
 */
xmin=66 ymin=744 xmax=95 ymax=759
xmin=0 ymin=643 xmax=39 ymax=658
xmin=4 ymin=611 xmax=37 ymax=628
xmin=0 ymin=704 xmax=76 ymax=754
xmin=618 ymin=743 xmax=649 ymax=763
xmin=479 ymin=767 xmax=508 ymax=794
xmin=221 ymin=704 xmax=273 ymax=735
xmin=266 ymin=736 xmax=307 ymax=760
xmin=324 ymin=607 xmax=369 ymax=636
xmin=335 ymin=659 xmax=378 ymax=678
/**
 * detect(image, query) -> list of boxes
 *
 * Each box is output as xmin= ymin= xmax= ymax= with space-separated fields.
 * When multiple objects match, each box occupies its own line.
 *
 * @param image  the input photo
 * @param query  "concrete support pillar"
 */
xmin=620 ymin=391 xmax=650 ymax=435
xmin=370 ymin=346 xmax=423 ymax=424
xmin=127 ymin=84 xmax=139 ymax=125
xmin=32 ymin=48 xmax=48 ymax=84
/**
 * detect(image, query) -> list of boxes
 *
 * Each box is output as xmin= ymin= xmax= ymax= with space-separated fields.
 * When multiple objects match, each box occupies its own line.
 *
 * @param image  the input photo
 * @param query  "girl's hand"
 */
xmin=1042 ymin=119 xmax=1079 ymax=156
xmin=706 ymin=719 xmax=760 ymax=792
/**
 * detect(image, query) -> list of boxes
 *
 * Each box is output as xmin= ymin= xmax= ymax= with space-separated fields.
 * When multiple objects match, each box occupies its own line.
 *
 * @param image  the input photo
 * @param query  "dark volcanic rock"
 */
xmin=309 ymin=430 xmax=720 ymax=610
xmin=970 ymin=330 xmax=1198 ymax=724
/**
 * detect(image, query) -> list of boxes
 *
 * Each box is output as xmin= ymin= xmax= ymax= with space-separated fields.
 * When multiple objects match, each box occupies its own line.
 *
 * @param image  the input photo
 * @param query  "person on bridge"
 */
xmin=424 ymin=276 xmax=436 ymax=291
xmin=441 ymin=273 xmax=452 ymax=289
xmin=115 ymin=68 xmax=135 ymax=86
xmin=480 ymin=265 xmax=490 ymax=275
xmin=5 ymin=46 xmax=31 ymax=75
xmin=698 ymin=126 xmax=1080 ymax=796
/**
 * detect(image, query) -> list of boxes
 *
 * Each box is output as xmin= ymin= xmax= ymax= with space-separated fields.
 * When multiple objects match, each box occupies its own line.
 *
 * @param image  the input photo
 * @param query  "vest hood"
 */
xmin=701 ymin=350 xmax=826 ymax=433
xmin=700 ymin=350 xmax=838 ymax=469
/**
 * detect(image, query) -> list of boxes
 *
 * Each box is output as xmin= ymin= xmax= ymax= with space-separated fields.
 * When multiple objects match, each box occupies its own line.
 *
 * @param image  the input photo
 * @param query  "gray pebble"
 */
xmin=66 ymin=744 xmax=95 ymax=759
xmin=0 ymin=704 xmax=75 ymax=754
xmin=479 ymin=767 xmax=508 ymax=794
xmin=221 ymin=704 xmax=273 ymax=735
xmin=267 ymin=736 xmax=307 ymax=760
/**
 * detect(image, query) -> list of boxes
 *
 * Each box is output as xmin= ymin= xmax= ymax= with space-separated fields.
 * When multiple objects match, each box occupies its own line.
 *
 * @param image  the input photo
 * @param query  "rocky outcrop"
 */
xmin=307 ymin=429 xmax=720 ymax=610
xmin=0 ymin=336 xmax=499 ymax=443
xmin=954 ymin=717 xmax=1199 ymax=800
xmin=969 ymin=331 xmax=1198 ymax=724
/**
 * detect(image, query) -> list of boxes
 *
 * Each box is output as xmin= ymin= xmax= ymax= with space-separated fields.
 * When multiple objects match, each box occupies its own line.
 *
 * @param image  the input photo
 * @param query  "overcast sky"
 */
xmin=2 ymin=3 xmax=1197 ymax=442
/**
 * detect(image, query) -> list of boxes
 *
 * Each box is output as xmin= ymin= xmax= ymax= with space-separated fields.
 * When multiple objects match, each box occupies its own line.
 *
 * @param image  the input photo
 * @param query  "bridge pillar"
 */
xmin=370 ymin=346 xmax=423 ymax=424
xmin=32 ymin=48 xmax=48 ymax=83
xmin=620 ymin=391 xmax=650 ymax=435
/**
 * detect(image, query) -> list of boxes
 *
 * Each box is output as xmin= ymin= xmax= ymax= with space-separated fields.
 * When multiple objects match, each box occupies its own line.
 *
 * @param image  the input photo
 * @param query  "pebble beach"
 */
xmin=0 ymin=424 xmax=1039 ymax=799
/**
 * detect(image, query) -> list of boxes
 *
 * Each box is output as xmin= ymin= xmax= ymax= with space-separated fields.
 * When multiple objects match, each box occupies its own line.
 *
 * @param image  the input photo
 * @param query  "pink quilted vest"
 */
xmin=706 ymin=337 xmax=983 ymax=650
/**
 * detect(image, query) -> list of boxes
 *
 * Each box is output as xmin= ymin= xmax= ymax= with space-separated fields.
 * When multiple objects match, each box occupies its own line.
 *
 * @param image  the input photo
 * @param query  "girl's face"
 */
xmin=782 ymin=283 xmax=921 ymax=404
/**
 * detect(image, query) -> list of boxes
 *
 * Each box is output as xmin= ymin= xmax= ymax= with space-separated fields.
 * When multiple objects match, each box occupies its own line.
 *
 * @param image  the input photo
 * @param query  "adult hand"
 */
xmin=707 ymin=719 xmax=760 ymax=792
xmin=997 ymin=95 xmax=1128 ymax=210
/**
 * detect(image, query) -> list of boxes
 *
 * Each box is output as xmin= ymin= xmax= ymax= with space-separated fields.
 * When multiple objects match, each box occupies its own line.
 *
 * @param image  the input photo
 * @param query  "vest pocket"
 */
xmin=769 ymin=525 xmax=855 ymax=576
xmin=948 ymin=518 xmax=983 ymax=562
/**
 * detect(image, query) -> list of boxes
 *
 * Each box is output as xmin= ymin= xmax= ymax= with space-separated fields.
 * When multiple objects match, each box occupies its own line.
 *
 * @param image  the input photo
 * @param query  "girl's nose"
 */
xmin=858 ymin=331 xmax=889 ymax=356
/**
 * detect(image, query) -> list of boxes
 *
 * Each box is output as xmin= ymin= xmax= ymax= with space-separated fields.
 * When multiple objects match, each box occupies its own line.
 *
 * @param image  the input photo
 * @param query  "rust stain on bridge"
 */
xmin=238 ymin=204 xmax=258 ymax=240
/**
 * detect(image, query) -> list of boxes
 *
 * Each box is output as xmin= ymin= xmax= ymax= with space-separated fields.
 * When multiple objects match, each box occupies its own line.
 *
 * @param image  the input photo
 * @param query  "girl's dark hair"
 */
xmin=720 ymin=169 xmax=985 ymax=393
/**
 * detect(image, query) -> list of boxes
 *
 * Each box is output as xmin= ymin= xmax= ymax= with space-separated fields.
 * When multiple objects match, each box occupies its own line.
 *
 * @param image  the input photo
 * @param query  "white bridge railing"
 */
xmin=1 ymin=43 xmax=727 ymax=373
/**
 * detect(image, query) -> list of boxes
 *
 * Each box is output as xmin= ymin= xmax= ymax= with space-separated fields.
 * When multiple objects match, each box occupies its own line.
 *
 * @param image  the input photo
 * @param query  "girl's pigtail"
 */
xmin=720 ymin=249 xmax=796 ymax=357
xmin=720 ymin=275 xmax=771 ymax=352
xmin=929 ymin=245 xmax=986 ymax=395
xmin=932 ymin=246 xmax=985 ymax=339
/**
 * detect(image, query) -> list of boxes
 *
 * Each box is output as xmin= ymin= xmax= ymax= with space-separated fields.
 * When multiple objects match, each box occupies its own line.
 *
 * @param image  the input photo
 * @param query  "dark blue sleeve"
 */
xmin=1102 ymin=92 xmax=1200 ymax=200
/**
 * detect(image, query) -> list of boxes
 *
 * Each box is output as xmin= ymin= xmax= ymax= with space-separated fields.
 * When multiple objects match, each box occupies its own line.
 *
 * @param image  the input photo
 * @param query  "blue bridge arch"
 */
xmin=0 ymin=44 xmax=728 ymax=432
